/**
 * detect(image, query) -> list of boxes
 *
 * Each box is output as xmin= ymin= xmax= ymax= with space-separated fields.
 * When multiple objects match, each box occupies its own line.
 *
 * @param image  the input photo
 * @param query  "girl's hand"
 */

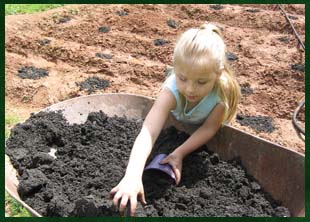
xmin=110 ymin=176 xmax=147 ymax=216
xmin=160 ymin=151 xmax=183 ymax=185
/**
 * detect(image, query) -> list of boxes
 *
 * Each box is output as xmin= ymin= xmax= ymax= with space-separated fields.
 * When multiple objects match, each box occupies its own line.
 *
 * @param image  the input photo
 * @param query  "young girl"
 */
xmin=110 ymin=23 xmax=240 ymax=216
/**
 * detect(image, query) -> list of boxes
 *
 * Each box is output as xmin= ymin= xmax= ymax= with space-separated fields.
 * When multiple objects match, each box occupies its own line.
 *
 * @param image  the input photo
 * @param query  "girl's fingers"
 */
xmin=119 ymin=195 xmax=129 ymax=215
xmin=172 ymin=166 xmax=181 ymax=185
xmin=138 ymin=187 xmax=147 ymax=205
xmin=112 ymin=191 xmax=122 ymax=210
xmin=109 ymin=186 xmax=119 ymax=198
xmin=160 ymin=157 xmax=169 ymax=164
xmin=129 ymin=197 xmax=137 ymax=216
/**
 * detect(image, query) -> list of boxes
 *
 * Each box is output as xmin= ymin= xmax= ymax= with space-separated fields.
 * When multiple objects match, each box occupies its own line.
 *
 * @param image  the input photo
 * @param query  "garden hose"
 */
xmin=278 ymin=5 xmax=305 ymax=136
xmin=293 ymin=99 xmax=305 ymax=136
xmin=278 ymin=5 xmax=305 ymax=50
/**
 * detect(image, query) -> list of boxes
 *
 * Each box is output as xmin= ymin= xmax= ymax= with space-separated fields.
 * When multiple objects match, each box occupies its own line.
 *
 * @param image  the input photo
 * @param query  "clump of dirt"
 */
xmin=95 ymin=53 xmax=113 ymax=59
xmin=98 ymin=26 xmax=110 ymax=33
xmin=167 ymin=19 xmax=178 ymax=29
xmin=226 ymin=52 xmax=238 ymax=61
xmin=6 ymin=111 xmax=290 ymax=217
xmin=17 ymin=66 xmax=49 ymax=80
xmin=56 ymin=16 xmax=71 ymax=24
xmin=240 ymin=83 xmax=254 ymax=96
xmin=291 ymin=64 xmax=305 ymax=72
xmin=210 ymin=4 xmax=224 ymax=10
xmin=277 ymin=36 xmax=291 ymax=43
xmin=245 ymin=8 xmax=260 ymax=13
xmin=38 ymin=39 xmax=51 ymax=46
xmin=154 ymin=39 xmax=169 ymax=46
xmin=78 ymin=77 xmax=110 ymax=94
xmin=116 ymin=10 xmax=128 ymax=16
xmin=236 ymin=114 xmax=275 ymax=133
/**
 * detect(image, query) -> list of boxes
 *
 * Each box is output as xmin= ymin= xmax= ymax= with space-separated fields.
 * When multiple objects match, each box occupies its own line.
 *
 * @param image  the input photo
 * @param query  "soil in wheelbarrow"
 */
xmin=6 ymin=111 xmax=290 ymax=217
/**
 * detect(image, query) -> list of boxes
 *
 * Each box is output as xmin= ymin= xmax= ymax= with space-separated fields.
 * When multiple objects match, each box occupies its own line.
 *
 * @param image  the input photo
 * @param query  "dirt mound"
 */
xmin=236 ymin=114 xmax=275 ymax=133
xmin=6 ymin=111 xmax=290 ymax=217
xmin=18 ymin=66 xmax=49 ymax=80
xmin=78 ymin=77 xmax=110 ymax=94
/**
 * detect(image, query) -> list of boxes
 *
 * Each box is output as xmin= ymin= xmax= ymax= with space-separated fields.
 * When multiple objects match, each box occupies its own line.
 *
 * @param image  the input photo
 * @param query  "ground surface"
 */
xmin=6 ymin=111 xmax=290 ymax=216
xmin=5 ymin=4 xmax=304 ymax=151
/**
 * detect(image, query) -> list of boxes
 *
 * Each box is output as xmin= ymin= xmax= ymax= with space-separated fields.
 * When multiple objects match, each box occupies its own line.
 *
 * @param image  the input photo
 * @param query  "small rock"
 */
xmin=95 ymin=53 xmax=113 ymax=59
xmin=277 ymin=36 xmax=290 ymax=43
xmin=226 ymin=52 xmax=238 ymax=61
xmin=240 ymin=83 xmax=253 ymax=96
xmin=38 ymin=39 xmax=51 ymax=46
xmin=210 ymin=4 xmax=224 ymax=10
xmin=291 ymin=63 xmax=304 ymax=72
xmin=57 ymin=16 xmax=71 ymax=24
xmin=245 ymin=8 xmax=260 ymax=13
xmin=116 ymin=10 xmax=128 ymax=16
xmin=154 ymin=39 xmax=169 ymax=46
xmin=99 ymin=26 xmax=110 ymax=33
xmin=288 ymin=15 xmax=298 ymax=20
xmin=167 ymin=19 xmax=177 ymax=28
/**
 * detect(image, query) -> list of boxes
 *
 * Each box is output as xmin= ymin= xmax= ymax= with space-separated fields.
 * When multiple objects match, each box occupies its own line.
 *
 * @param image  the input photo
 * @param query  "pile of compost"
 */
xmin=5 ymin=111 xmax=290 ymax=217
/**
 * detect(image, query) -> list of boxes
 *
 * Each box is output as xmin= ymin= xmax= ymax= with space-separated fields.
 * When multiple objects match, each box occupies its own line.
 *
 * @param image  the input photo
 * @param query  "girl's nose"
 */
xmin=186 ymin=82 xmax=195 ymax=94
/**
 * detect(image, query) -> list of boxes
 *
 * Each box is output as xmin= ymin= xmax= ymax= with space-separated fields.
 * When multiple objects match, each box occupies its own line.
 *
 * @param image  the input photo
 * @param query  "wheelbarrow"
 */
xmin=5 ymin=93 xmax=305 ymax=217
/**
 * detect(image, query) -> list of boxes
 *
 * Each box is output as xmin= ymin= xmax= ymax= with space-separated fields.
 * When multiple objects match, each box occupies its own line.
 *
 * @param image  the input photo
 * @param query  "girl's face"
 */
xmin=175 ymin=66 xmax=218 ymax=103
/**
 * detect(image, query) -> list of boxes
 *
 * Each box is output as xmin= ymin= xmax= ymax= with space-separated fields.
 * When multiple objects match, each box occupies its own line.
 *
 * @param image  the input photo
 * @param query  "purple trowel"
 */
xmin=144 ymin=154 xmax=176 ymax=182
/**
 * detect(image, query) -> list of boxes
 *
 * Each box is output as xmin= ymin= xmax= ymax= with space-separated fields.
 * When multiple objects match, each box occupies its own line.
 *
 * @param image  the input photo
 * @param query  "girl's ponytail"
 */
xmin=215 ymin=61 xmax=241 ymax=123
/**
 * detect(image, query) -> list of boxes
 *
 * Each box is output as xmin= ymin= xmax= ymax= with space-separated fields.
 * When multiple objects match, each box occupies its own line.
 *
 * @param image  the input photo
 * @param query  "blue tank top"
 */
xmin=163 ymin=73 xmax=221 ymax=125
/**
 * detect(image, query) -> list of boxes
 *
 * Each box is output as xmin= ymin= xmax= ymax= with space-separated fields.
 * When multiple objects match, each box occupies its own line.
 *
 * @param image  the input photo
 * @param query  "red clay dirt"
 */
xmin=5 ymin=4 xmax=305 ymax=153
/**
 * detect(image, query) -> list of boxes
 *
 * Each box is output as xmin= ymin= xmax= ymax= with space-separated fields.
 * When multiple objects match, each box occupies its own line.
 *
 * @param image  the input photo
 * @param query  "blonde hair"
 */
xmin=173 ymin=23 xmax=240 ymax=123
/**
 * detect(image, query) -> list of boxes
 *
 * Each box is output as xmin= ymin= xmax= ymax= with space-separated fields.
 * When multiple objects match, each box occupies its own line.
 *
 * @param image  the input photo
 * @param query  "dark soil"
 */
xmin=6 ymin=111 xmax=290 ymax=217
xmin=116 ymin=10 xmax=128 ymax=16
xmin=236 ymin=114 xmax=275 ymax=133
xmin=167 ymin=19 xmax=178 ymax=29
xmin=245 ymin=8 xmax=260 ymax=13
xmin=38 ymin=39 xmax=51 ymax=46
xmin=17 ymin=66 xmax=49 ymax=80
xmin=95 ymin=53 xmax=113 ymax=59
xmin=226 ymin=52 xmax=239 ymax=61
xmin=56 ymin=16 xmax=71 ymax=24
xmin=98 ymin=26 xmax=110 ymax=33
xmin=210 ymin=4 xmax=224 ymax=10
xmin=78 ymin=77 xmax=110 ymax=94
xmin=240 ymin=83 xmax=254 ymax=96
xmin=154 ymin=39 xmax=169 ymax=46
xmin=291 ymin=63 xmax=305 ymax=72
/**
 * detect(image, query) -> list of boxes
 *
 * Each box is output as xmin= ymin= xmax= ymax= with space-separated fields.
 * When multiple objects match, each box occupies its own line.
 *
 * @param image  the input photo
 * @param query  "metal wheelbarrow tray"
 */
xmin=5 ymin=93 xmax=305 ymax=217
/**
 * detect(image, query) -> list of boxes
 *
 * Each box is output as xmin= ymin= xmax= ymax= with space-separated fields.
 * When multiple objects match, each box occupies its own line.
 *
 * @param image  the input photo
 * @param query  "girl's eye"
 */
xmin=198 ymin=81 xmax=207 ymax=85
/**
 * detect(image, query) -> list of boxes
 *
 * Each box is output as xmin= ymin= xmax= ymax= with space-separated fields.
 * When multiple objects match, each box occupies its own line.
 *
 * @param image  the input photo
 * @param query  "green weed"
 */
xmin=5 ymin=4 xmax=65 ymax=15
xmin=5 ymin=114 xmax=21 ymax=139
xmin=5 ymin=192 xmax=31 ymax=217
